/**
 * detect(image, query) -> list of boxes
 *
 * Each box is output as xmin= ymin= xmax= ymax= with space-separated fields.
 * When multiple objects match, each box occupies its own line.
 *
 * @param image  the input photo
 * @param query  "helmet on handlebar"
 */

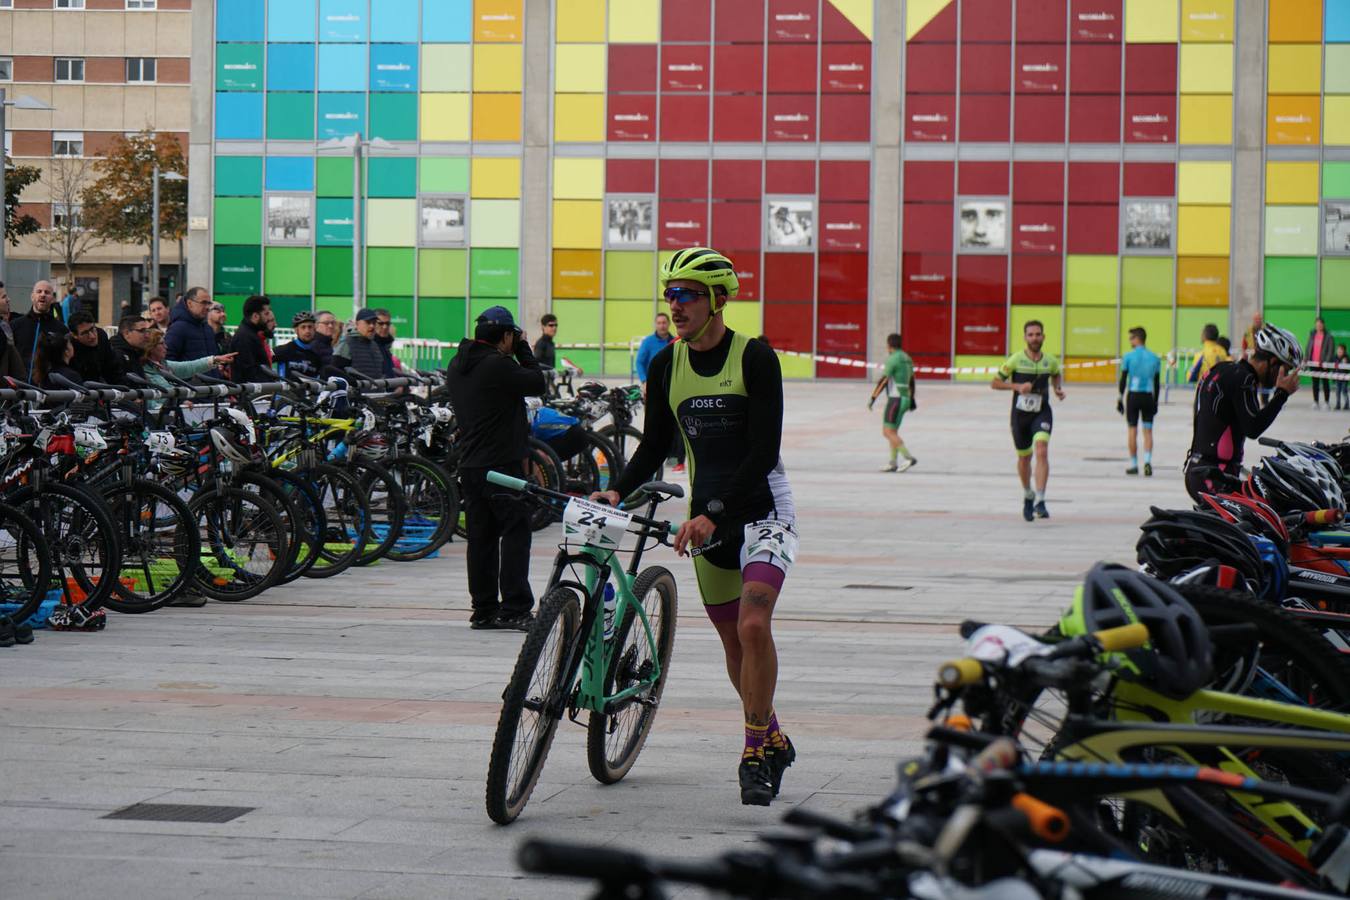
xmin=1057 ymin=563 xmax=1213 ymax=699
xmin=1252 ymin=455 xmax=1343 ymax=514
xmin=1196 ymin=492 xmax=1290 ymax=559
xmin=1277 ymin=441 xmax=1344 ymax=484
xmin=1137 ymin=507 xmax=1266 ymax=590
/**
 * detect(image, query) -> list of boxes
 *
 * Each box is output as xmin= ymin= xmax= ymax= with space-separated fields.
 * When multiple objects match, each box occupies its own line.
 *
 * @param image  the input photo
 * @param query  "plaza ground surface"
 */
xmin=3 ymin=379 xmax=1346 ymax=899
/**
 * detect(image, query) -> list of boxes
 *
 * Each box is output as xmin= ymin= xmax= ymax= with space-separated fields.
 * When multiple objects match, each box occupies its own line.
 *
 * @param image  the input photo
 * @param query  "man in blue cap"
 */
xmin=446 ymin=306 xmax=547 ymax=630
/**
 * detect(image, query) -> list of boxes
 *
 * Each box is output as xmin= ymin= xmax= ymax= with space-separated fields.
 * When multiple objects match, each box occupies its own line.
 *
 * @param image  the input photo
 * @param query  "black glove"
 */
xmin=908 ymin=395 xmax=916 ymax=411
xmin=867 ymin=396 xmax=876 ymax=411
xmin=1116 ymin=397 xmax=1125 ymax=416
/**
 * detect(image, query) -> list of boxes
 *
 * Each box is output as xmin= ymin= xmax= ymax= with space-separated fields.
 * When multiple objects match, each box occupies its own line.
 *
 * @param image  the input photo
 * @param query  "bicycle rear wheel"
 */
xmin=270 ymin=469 xmax=325 ymax=584
xmin=384 ymin=455 xmax=457 ymax=563
xmin=0 ymin=502 xmax=52 ymax=623
xmin=103 ymin=479 xmax=200 ymax=613
xmin=586 ymin=567 xmax=677 ymax=784
xmin=190 ymin=487 xmax=288 ymax=601
xmin=485 ymin=586 xmax=581 ymax=825
xmin=12 ymin=483 xmax=121 ymax=612
xmin=352 ymin=460 xmax=405 ymax=566
xmin=302 ymin=463 xmax=368 ymax=578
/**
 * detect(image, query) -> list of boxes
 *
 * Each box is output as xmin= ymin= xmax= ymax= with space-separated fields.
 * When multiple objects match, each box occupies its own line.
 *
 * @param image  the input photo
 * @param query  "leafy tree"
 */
xmin=36 ymin=156 xmax=104 ymax=286
xmin=4 ymin=156 xmax=41 ymax=246
xmin=80 ymin=130 xmax=187 ymax=252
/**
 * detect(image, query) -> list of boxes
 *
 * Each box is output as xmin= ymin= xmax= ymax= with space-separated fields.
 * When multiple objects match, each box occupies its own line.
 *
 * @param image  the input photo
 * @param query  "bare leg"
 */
xmin=882 ymin=425 xmax=901 ymax=452
xmin=712 ymin=616 xmax=743 ymax=696
xmin=738 ymin=582 xmax=780 ymax=726
xmin=1127 ymin=426 xmax=1138 ymax=459
xmin=1143 ymin=428 xmax=1154 ymax=455
xmin=1033 ymin=442 xmax=1049 ymax=493
xmin=1017 ymin=455 xmax=1032 ymax=491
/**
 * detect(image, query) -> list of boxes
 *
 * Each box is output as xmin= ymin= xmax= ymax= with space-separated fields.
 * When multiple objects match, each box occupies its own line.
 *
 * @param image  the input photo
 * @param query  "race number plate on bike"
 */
xmin=563 ymin=497 xmax=632 ymax=549
xmin=743 ymin=520 xmax=798 ymax=573
xmin=1015 ymin=393 xmax=1043 ymax=413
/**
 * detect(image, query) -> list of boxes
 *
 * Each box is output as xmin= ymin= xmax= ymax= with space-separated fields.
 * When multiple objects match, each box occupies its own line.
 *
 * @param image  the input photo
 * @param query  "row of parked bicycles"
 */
xmin=516 ymin=430 xmax=1350 ymax=897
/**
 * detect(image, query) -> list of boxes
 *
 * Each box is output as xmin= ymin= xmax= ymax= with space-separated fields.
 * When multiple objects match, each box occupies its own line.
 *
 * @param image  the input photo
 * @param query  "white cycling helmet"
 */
xmin=1285 ymin=455 xmax=1345 ymax=511
xmin=1254 ymin=325 xmax=1303 ymax=370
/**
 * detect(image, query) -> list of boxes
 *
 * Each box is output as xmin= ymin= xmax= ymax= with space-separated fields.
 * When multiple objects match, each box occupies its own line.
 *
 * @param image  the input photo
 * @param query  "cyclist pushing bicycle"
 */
xmin=592 ymin=247 xmax=798 ymax=807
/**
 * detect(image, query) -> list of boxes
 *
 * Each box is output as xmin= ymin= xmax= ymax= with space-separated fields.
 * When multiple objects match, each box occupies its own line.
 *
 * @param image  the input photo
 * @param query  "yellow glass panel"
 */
xmin=554 ymin=94 xmax=605 ymax=142
xmin=1178 ymin=161 xmax=1232 ymax=204
xmin=556 ymin=0 xmax=606 ymax=42
xmin=608 ymin=0 xmax=659 ymax=43
xmin=1326 ymin=96 xmax=1350 ymax=146
xmin=1266 ymin=161 xmax=1320 ymax=204
xmin=1268 ymin=44 xmax=1322 ymax=94
xmin=1179 ymin=43 xmax=1233 ymax=93
xmin=474 ymin=0 xmax=523 ymax=42
xmin=722 ymin=302 xmax=762 ymax=337
xmin=553 ymin=158 xmax=604 ymax=200
xmin=552 ymin=200 xmax=603 ymax=249
xmin=1125 ymin=0 xmax=1179 ymax=42
xmin=907 ymin=0 xmax=953 ymax=40
xmin=470 ymin=158 xmax=521 ymax=199
xmin=421 ymin=44 xmax=472 ymax=93
xmin=1181 ymin=0 xmax=1233 ymax=41
xmin=472 ymin=93 xmax=522 ymax=142
xmin=473 ymin=44 xmax=522 ymax=92
xmin=1269 ymin=0 xmax=1322 ymax=42
xmin=1065 ymin=357 xmax=1118 ymax=384
xmin=1267 ymin=95 xmax=1321 ymax=145
xmin=552 ymin=250 xmax=602 ymax=298
xmin=828 ymin=0 xmax=874 ymax=40
xmin=1178 ymin=206 xmax=1231 ymax=256
xmin=554 ymin=44 xmax=606 ymax=93
xmin=1179 ymin=94 xmax=1232 ymax=143
xmin=420 ymin=93 xmax=470 ymax=142
xmin=1177 ymin=257 xmax=1229 ymax=306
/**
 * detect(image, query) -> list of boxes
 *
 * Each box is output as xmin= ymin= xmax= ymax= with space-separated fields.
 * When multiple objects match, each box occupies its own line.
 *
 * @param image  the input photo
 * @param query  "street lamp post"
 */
xmin=0 ymin=89 xmax=56 ymax=284
xmin=150 ymin=162 xmax=186 ymax=299
xmin=317 ymin=132 xmax=394 ymax=313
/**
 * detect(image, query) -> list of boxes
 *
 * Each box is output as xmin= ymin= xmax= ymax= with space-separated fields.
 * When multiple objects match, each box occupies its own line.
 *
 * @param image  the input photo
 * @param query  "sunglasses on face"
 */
xmin=663 ymin=286 xmax=709 ymax=305
xmin=376 ymin=320 xmax=391 ymax=326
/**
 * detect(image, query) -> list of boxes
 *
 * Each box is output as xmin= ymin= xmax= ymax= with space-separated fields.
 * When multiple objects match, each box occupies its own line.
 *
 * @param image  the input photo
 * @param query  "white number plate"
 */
xmin=74 ymin=424 xmax=106 ymax=451
xmin=743 ymin=520 xmax=798 ymax=570
xmin=562 ymin=497 xmax=632 ymax=549
xmin=1015 ymin=392 xmax=1043 ymax=413
xmin=362 ymin=409 xmax=377 ymax=431
xmin=147 ymin=431 xmax=176 ymax=453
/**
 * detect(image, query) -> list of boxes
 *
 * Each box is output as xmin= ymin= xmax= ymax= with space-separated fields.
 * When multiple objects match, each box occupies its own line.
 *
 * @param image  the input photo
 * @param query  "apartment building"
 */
xmin=0 ymin=0 xmax=190 ymax=320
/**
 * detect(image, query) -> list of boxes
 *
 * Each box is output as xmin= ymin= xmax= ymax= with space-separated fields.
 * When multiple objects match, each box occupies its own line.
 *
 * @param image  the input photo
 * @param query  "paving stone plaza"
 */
xmin=3 ymin=380 xmax=1343 ymax=899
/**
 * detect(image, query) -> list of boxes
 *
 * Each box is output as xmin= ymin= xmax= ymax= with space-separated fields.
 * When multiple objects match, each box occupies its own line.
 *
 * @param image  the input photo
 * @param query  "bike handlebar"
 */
xmin=487 ymin=469 xmax=680 ymax=536
xmin=937 ymin=623 xmax=1150 ymax=690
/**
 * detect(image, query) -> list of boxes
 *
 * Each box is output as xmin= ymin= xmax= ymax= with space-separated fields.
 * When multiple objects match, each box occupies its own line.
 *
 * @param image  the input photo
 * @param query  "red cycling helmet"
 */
xmin=1197 ymin=492 xmax=1289 ymax=558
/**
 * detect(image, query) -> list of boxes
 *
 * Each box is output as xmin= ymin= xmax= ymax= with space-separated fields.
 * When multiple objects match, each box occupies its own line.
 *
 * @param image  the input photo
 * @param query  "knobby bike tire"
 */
xmin=597 ymin=425 xmax=662 ymax=483
xmin=270 ymin=469 xmax=326 ymax=584
xmin=302 ymin=463 xmax=369 ymax=579
xmin=0 ymin=501 xmax=53 ymax=623
xmin=11 ymin=482 xmax=121 ymax=612
xmin=527 ymin=438 xmax=566 ymax=532
xmin=351 ymin=459 xmax=406 ymax=566
xmin=189 ymin=487 xmax=288 ymax=602
xmin=239 ymin=470 xmax=306 ymax=581
xmin=586 ymin=566 xmax=678 ymax=785
xmin=102 ymin=479 xmax=200 ymax=613
xmin=485 ymin=586 xmax=582 ymax=825
xmin=384 ymin=455 xmax=458 ymax=563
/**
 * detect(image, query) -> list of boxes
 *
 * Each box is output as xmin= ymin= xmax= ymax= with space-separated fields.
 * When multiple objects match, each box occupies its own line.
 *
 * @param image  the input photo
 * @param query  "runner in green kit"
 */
xmin=992 ymin=320 xmax=1065 ymax=522
xmin=868 ymin=333 xmax=917 ymax=472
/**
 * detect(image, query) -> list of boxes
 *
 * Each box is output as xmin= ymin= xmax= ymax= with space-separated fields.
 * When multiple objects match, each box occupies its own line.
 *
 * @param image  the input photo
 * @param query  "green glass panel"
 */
xmin=1264 ymin=206 xmax=1319 ymax=256
xmin=368 ymin=157 xmax=417 ymax=198
xmin=565 ymin=350 xmax=601 ymax=375
xmin=780 ymin=353 xmax=814 ymax=378
xmin=1323 ymin=258 xmax=1350 ymax=309
xmin=315 ymin=198 xmax=353 ymax=246
xmin=1065 ymin=307 xmax=1118 ymax=356
xmin=213 ymin=245 xmax=262 ymax=295
xmin=217 ymin=44 xmax=263 ymax=91
xmin=315 ymin=246 xmax=353 ymax=295
xmin=214 ymin=156 xmax=263 ymax=197
xmin=1326 ymin=162 xmax=1350 ymax=199
xmin=1327 ymin=45 xmax=1350 ymax=93
xmin=316 ymin=296 xmax=354 ymax=323
xmin=1264 ymin=257 xmax=1318 ymax=308
xmin=268 ymin=296 xmax=311 ymax=326
xmin=317 ymin=156 xmax=354 ymax=198
xmin=369 ymin=93 xmax=418 ymax=142
xmin=1320 ymin=309 xmax=1350 ymax=350
xmin=553 ymin=299 xmax=601 ymax=373
xmin=366 ymin=247 xmax=415 ymax=295
xmin=1065 ymin=255 xmax=1120 ymax=307
xmin=604 ymin=251 xmax=656 ymax=300
xmin=603 ymin=299 xmax=652 ymax=375
xmin=469 ymin=248 xmax=519 ymax=297
xmin=420 ymin=157 xmax=470 ymax=193
xmin=1120 ymin=257 xmax=1174 ymax=308
xmin=722 ymin=301 xmax=761 ymax=338
xmin=1119 ymin=307 xmax=1174 ymax=356
xmin=264 ymin=248 xmax=313 ymax=295
xmin=216 ymin=296 xmax=246 ymax=323
xmin=368 ymin=297 xmax=414 ymax=333
xmin=418 ymin=248 xmax=467 ymax=296
xmin=952 ymin=355 xmax=1005 ymax=383
xmin=1177 ymin=307 xmax=1230 ymax=352
xmin=417 ymin=297 xmax=467 ymax=342
xmin=470 ymin=298 xmax=517 ymax=322
xmin=266 ymin=93 xmax=315 ymax=141
xmin=214 ymin=197 xmax=262 ymax=244
xmin=1262 ymin=307 xmax=1313 ymax=344
xmin=469 ymin=199 xmax=520 ymax=247
xmin=1009 ymin=304 xmax=1062 ymax=357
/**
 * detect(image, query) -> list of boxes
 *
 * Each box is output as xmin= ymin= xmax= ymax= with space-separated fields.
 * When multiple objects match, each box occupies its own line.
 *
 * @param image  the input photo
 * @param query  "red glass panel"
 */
xmin=713 ymin=94 xmax=764 ymax=142
xmin=730 ymin=251 xmax=760 ymax=301
xmin=662 ymin=0 xmax=709 ymax=42
xmin=819 ymin=202 xmax=869 ymax=252
xmin=1014 ymin=94 xmax=1066 ymax=142
xmin=763 ymin=299 xmax=812 ymax=350
xmin=608 ymin=45 xmax=657 ymax=92
xmin=766 ymin=94 xmax=816 ymax=141
xmin=902 ymin=252 xmax=953 ymax=303
xmin=957 ymin=255 xmax=1009 ymax=305
xmin=902 ymin=302 xmax=953 ymax=354
xmin=659 ymin=159 xmax=708 ymax=199
xmin=905 ymin=43 xmax=957 ymax=93
xmin=816 ymin=303 xmax=868 ymax=373
xmin=713 ymin=43 xmax=764 ymax=93
xmin=767 ymin=43 xmax=817 ymax=93
xmin=716 ymin=1 xmax=764 ymax=41
xmin=763 ymin=253 xmax=815 ymax=301
xmin=1070 ymin=0 xmax=1123 ymax=41
xmin=1018 ymin=0 xmax=1067 ymax=41
xmin=1125 ymin=94 xmax=1176 ymax=144
xmin=904 ymin=161 xmax=955 ymax=201
xmin=1013 ymin=162 xmax=1065 ymax=202
xmin=1015 ymin=43 xmax=1066 ymax=93
xmin=820 ymin=160 xmax=870 ymax=201
xmin=766 ymin=160 xmax=815 ymax=194
xmin=1012 ymin=255 xmax=1064 ymax=305
xmin=821 ymin=42 xmax=870 ymax=93
xmin=710 ymin=200 xmax=761 ymax=251
xmin=909 ymin=1 xmax=956 ymax=41
xmin=1068 ymin=94 xmax=1121 ymax=142
xmin=661 ymin=45 xmax=711 ymax=93
xmin=1070 ymin=44 xmax=1121 ymax=93
xmin=903 ymin=203 xmax=954 ymax=253
xmin=606 ymin=158 xmax=655 ymax=193
xmin=1068 ymin=162 xmax=1119 ymax=202
xmin=607 ymin=94 xmax=657 ymax=142
xmin=1066 ymin=203 xmax=1119 ymax=254
xmin=959 ymin=161 xmax=1009 ymax=196
xmin=960 ymin=94 xmax=1011 ymax=142
xmin=1012 ymin=202 xmax=1063 ymax=254
xmin=956 ymin=303 xmax=1008 ymax=354
xmin=905 ymin=93 xmax=956 ymax=142
xmin=1125 ymin=44 xmax=1177 ymax=94
xmin=821 ymin=94 xmax=871 ymax=141
xmin=660 ymin=93 xmax=710 ymax=142
xmin=822 ymin=2 xmax=869 ymax=41
xmin=769 ymin=0 xmax=817 ymax=42
xmin=1123 ymin=162 xmax=1175 ymax=196
xmin=817 ymin=252 xmax=869 ymax=301
xmin=962 ymin=0 xmax=1013 ymax=41
xmin=657 ymin=200 xmax=708 ymax=250
xmin=712 ymin=159 xmax=762 ymax=200
xmin=961 ymin=43 xmax=1011 ymax=93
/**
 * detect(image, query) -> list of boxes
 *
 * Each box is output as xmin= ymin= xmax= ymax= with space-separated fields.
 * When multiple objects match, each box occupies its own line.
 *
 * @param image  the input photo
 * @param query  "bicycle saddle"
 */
xmin=48 ymin=372 xmax=85 ymax=391
xmin=83 ymin=381 xmax=122 ymax=391
xmin=637 ymin=480 xmax=684 ymax=500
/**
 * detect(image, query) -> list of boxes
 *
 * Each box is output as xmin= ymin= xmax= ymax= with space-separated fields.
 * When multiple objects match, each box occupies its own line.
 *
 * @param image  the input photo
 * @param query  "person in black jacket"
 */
xmin=67 ymin=312 xmax=126 ymax=384
xmin=12 ymin=280 xmax=68 ymax=380
xmin=335 ymin=308 xmax=387 ymax=379
xmin=109 ymin=315 xmax=151 ymax=376
xmin=208 ymin=301 xmax=233 ymax=356
xmin=164 ymin=287 xmax=219 ymax=373
xmin=273 ymin=310 xmax=326 ymax=378
xmin=32 ymin=332 xmax=82 ymax=390
xmin=446 ymin=306 xmax=547 ymax=631
xmin=230 ymin=295 xmax=275 ymax=383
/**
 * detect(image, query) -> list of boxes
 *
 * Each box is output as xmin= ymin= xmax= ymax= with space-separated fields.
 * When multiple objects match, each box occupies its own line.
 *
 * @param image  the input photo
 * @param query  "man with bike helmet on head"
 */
xmin=272 ymin=310 xmax=325 ymax=378
xmin=592 ymin=247 xmax=797 ymax=808
xmin=1185 ymin=324 xmax=1302 ymax=502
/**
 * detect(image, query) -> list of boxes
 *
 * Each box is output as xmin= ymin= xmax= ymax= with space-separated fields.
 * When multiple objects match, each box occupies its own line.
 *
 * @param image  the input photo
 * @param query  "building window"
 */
xmin=126 ymin=0 xmax=156 ymax=7
xmin=55 ymin=0 xmax=86 ymax=8
xmin=52 ymin=132 xmax=84 ymax=157
xmin=0 ymin=1 xmax=12 ymax=9
xmin=55 ymin=58 xmax=85 ymax=83
xmin=0 ymin=58 xmax=11 ymax=82
xmin=52 ymin=203 xmax=82 ymax=231
xmin=126 ymin=58 xmax=156 ymax=83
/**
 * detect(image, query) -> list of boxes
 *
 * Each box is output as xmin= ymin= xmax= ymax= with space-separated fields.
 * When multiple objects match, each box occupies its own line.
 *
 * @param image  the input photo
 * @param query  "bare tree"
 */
xmin=36 ymin=155 xmax=104 ymax=287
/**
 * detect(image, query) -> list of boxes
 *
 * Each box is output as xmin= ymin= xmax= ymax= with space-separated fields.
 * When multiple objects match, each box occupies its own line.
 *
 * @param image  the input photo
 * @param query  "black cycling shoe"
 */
xmin=1143 ymin=462 xmax=1153 ymax=477
xmin=0 ymin=615 xmax=15 ymax=648
xmin=494 ymin=612 xmax=534 ymax=632
xmin=1125 ymin=466 xmax=1139 ymax=476
xmin=1022 ymin=497 xmax=1035 ymax=522
xmin=765 ymin=737 xmax=796 ymax=797
xmin=1034 ymin=501 xmax=1049 ymax=519
xmin=739 ymin=756 xmax=774 ymax=806
xmin=13 ymin=620 xmax=33 ymax=644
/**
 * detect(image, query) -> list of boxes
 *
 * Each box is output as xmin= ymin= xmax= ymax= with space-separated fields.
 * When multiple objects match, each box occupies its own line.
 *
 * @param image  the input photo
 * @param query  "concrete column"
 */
xmin=869 ymin=0 xmax=903 ymax=366
xmin=186 ymin=0 xmax=215 ymax=293
xmin=518 ymin=0 xmax=552 ymax=334
xmin=1229 ymin=0 xmax=1267 ymax=335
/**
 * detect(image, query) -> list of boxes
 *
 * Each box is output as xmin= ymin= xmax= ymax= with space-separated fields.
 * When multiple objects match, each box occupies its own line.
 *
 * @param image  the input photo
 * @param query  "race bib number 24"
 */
xmin=743 ymin=520 xmax=798 ymax=572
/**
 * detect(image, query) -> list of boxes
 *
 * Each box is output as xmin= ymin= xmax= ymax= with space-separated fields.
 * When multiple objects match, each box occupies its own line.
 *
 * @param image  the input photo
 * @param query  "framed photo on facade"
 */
xmin=265 ymin=194 xmax=313 ymax=245
xmin=1122 ymin=199 xmax=1174 ymax=253
xmin=605 ymin=195 xmax=654 ymax=248
xmin=956 ymin=197 xmax=1007 ymax=253
xmin=420 ymin=194 xmax=468 ymax=246
xmin=1325 ymin=201 xmax=1350 ymax=255
xmin=765 ymin=196 xmax=815 ymax=251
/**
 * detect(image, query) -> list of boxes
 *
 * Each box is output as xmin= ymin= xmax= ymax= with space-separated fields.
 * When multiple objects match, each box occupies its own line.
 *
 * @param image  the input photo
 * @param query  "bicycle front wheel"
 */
xmin=103 ymin=479 xmax=200 ymax=613
xmin=486 ymin=586 xmax=581 ymax=825
xmin=190 ymin=487 xmax=288 ymax=602
xmin=0 ymin=501 xmax=52 ymax=623
xmin=586 ymin=566 xmax=677 ymax=785
xmin=384 ymin=455 xmax=457 ymax=563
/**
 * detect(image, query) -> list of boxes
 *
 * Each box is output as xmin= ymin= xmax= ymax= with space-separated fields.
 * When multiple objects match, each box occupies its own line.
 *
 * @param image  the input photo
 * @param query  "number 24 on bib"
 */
xmin=743 ymin=520 xmax=798 ymax=573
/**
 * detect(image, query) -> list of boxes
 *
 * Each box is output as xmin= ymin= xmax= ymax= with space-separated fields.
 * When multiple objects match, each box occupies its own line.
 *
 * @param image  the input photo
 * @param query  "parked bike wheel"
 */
xmin=486 ymin=586 xmax=581 ymax=825
xmin=384 ymin=455 xmax=458 ymax=563
xmin=270 ymin=469 xmax=326 ymax=584
xmin=239 ymin=470 xmax=306 ymax=582
xmin=597 ymin=425 xmax=660 ymax=482
xmin=102 ymin=479 xmax=200 ymax=613
xmin=302 ymin=463 xmax=369 ymax=579
xmin=190 ymin=487 xmax=288 ymax=602
xmin=12 ymin=482 xmax=121 ymax=612
xmin=352 ymin=459 xmax=405 ymax=566
xmin=527 ymin=438 xmax=566 ymax=532
xmin=0 ymin=501 xmax=53 ymax=623
xmin=586 ymin=566 xmax=677 ymax=785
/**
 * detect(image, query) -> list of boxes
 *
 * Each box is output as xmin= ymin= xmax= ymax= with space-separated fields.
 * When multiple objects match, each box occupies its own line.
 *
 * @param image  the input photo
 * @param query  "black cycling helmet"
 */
xmin=1137 ymin=507 xmax=1265 ymax=588
xmin=1196 ymin=492 xmax=1290 ymax=560
xmin=1058 ymin=563 xmax=1213 ymax=699
xmin=1252 ymin=455 xmax=1343 ymax=514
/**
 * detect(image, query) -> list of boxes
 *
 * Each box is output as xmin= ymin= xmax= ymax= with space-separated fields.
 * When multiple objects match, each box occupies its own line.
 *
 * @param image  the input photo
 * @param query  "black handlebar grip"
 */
xmin=517 ymin=839 xmax=651 ymax=881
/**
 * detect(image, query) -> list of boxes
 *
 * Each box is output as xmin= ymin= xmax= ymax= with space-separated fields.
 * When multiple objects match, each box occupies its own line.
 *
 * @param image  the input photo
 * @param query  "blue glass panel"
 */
xmin=317 ymin=93 xmax=367 ymax=140
xmin=1330 ymin=0 xmax=1350 ymax=42
xmin=371 ymin=0 xmax=419 ymax=41
xmin=370 ymin=44 xmax=418 ymax=92
xmin=266 ymin=157 xmax=316 ymax=192
xmin=319 ymin=0 xmax=367 ymax=41
xmin=217 ymin=0 xmax=265 ymax=42
xmin=216 ymin=93 xmax=264 ymax=140
xmin=318 ymin=43 xmax=368 ymax=92
xmin=422 ymin=0 xmax=472 ymax=41
xmin=266 ymin=43 xmax=315 ymax=91
xmin=317 ymin=198 xmax=354 ymax=246
xmin=267 ymin=0 xmax=316 ymax=41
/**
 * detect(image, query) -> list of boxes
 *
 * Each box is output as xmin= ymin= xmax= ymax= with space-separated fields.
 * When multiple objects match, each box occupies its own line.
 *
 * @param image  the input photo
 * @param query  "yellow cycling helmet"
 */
xmin=660 ymin=247 xmax=740 ymax=306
